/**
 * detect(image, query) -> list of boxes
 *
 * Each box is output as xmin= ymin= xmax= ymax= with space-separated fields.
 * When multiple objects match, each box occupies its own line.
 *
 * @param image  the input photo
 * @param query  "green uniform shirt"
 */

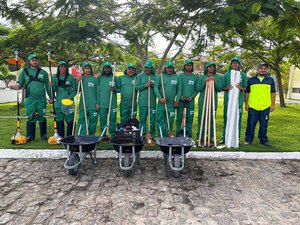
xmin=222 ymin=70 xmax=247 ymax=106
xmin=18 ymin=67 xmax=51 ymax=100
xmin=97 ymin=74 xmax=117 ymax=108
xmin=179 ymin=72 xmax=199 ymax=101
xmin=116 ymin=75 xmax=137 ymax=107
xmin=53 ymin=73 xmax=77 ymax=108
xmin=154 ymin=73 xmax=182 ymax=106
xmin=136 ymin=72 xmax=157 ymax=107
xmin=79 ymin=75 xmax=99 ymax=111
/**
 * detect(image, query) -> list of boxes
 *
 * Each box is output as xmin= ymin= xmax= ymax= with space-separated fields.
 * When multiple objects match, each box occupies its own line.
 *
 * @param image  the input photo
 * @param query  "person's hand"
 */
xmin=14 ymin=84 xmax=19 ymax=90
xmin=173 ymin=102 xmax=179 ymax=108
xmin=160 ymin=98 xmax=167 ymax=104
xmin=110 ymin=86 xmax=116 ymax=92
xmin=229 ymin=85 xmax=233 ymax=90
xmin=180 ymin=96 xmax=186 ymax=101
xmin=145 ymin=80 xmax=151 ymax=88
xmin=48 ymin=99 xmax=54 ymax=104
xmin=270 ymin=105 xmax=275 ymax=112
xmin=205 ymin=76 xmax=215 ymax=82
xmin=150 ymin=81 xmax=154 ymax=87
xmin=187 ymin=97 xmax=193 ymax=101
xmin=94 ymin=73 xmax=100 ymax=78
xmin=75 ymin=75 xmax=82 ymax=81
xmin=49 ymin=82 xmax=53 ymax=87
xmin=96 ymin=104 xmax=99 ymax=111
xmin=245 ymin=104 xmax=249 ymax=111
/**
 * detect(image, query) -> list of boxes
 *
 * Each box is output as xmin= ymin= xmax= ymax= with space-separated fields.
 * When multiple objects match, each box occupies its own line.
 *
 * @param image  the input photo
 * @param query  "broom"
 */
xmin=161 ymin=73 xmax=173 ymax=137
xmin=147 ymin=76 xmax=152 ymax=143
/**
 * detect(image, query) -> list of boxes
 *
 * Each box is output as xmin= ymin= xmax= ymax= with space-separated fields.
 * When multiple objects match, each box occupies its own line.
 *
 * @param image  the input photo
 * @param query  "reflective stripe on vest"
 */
xmin=248 ymin=84 xmax=271 ymax=110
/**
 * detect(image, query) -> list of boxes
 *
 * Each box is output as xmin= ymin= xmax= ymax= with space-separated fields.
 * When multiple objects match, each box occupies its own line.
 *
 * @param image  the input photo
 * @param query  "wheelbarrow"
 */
xmin=60 ymin=127 xmax=107 ymax=175
xmin=110 ymin=127 xmax=146 ymax=177
xmin=156 ymin=127 xmax=195 ymax=178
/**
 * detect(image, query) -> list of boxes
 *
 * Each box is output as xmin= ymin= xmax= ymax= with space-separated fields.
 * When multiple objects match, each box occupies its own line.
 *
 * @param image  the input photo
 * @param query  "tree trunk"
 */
xmin=274 ymin=68 xmax=286 ymax=107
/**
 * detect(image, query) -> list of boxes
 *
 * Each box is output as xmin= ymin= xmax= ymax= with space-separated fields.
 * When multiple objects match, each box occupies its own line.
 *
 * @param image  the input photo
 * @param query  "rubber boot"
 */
xmin=26 ymin=122 xmax=36 ymax=142
xmin=39 ymin=120 xmax=48 ymax=140
xmin=56 ymin=121 xmax=65 ymax=137
xmin=66 ymin=122 xmax=74 ymax=136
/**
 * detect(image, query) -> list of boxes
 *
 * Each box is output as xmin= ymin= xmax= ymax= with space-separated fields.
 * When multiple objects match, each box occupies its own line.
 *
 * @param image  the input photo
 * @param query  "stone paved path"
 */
xmin=0 ymin=158 xmax=299 ymax=225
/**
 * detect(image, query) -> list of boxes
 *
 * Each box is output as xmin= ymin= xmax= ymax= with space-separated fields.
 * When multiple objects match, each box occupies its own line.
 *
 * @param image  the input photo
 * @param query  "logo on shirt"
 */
xmin=88 ymin=82 xmax=95 ymax=88
xmin=65 ymin=81 xmax=70 ymax=85
xmin=171 ymin=80 xmax=177 ymax=85
xmin=189 ymin=80 xmax=194 ymax=85
xmin=190 ymin=110 xmax=194 ymax=115
xmin=38 ymin=74 xmax=44 ymax=80
xmin=170 ymin=112 xmax=175 ymax=117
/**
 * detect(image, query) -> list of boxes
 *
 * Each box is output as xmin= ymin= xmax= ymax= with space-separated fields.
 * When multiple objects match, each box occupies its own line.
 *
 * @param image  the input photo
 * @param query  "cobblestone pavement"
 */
xmin=0 ymin=158 xmax=299 ymax=225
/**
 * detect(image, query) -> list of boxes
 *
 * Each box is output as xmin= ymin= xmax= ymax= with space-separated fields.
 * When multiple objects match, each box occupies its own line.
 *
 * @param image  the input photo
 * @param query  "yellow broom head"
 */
xmin=61 ymin=99 xmax=74 ymax=115
xmin=48 ymin=136 xmax=58 ymax=145
xmin=14 ymin=135 xmax=27 ymax=145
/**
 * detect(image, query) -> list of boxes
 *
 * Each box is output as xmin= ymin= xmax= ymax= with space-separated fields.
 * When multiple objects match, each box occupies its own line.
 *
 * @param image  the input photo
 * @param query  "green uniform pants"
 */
xmin=99 ymin=107 xmax=117 ymax=136
xmin=25 ymin=99 xmax=46 ymax=123
xmin=221 ymin=104 xmax=243 ymax=141
xmin=139 ymin=105 xmax=156 ymax=138
xmin=156 ymin=104 xmax=175 ymax=137
xmin=176 ymin=102 xmax=194 ymax=137
xmin=120 ymin=104 xmax=137 ymax=124
xmin=55 ymin=107 xmax=74 ymax=123
xmin=77 ymin=110 xmax=98 ymax=135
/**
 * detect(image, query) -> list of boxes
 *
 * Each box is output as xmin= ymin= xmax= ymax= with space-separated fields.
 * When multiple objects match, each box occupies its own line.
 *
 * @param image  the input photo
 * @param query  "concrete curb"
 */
xmin=0 ymin=149 xmax=299 ymax=160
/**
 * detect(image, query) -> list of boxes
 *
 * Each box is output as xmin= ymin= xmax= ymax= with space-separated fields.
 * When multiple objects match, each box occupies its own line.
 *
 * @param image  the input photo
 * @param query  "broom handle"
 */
xmin=80 ymin=79 xmax=89 ymax=135
xmin=131 ymin=76 xmax=136 ymax=118
xmin=212 ymin=80 xmax=217 ymax=147
xmin=148 ymin=76 xmax=151 ymax=135
xmin=107 ymin=64 xmax=115 ymax=133
xmin=198 ymin=84 xmax=208 ymax=146
xmin=72 ymin=81 xmax=81 ymax=135
xmin=161 ymin=74 xmax=171 ymax=134
xmin=204 ymin=81 xmax=210 ymax=146
xmin=207 ymin=81 xmax=212 ymax=147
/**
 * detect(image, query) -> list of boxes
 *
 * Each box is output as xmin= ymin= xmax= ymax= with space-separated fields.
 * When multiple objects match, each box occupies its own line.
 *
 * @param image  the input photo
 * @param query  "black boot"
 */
xmin=26 ymin=122 xmax=36 ymax=142
xmin=56 ymin=121 xmax=65 ymax=137
xmin=66 ymin=122 xmax=74 ymax=136
xmin=39 ymin=120 xmax=48 ymax=140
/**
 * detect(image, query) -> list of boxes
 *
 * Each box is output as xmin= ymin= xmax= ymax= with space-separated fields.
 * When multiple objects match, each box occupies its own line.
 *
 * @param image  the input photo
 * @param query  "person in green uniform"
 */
xmin=154 ymin=61 xmax=182 ymax=137
xmin=52 ymin=61 xmax=77 ymax=137
xmin=97 ymin=61 xmax=117 ymax=137
xmin=77 ymin=61 xmax=99 ymax=135
xmin=136 ymin=60 xmax=157 ymax=138
xmin=196 ymin=62 xmax=222 ymax=142
xmin=220 ymin=57 xmax=247 ymax=144
xmin=176 ymin=59 xmax=199 ymax=137
xmin=17 ymin=54 xmax=52 ymax=141
xmin=116 ymin=63 xmax=137 ymax=124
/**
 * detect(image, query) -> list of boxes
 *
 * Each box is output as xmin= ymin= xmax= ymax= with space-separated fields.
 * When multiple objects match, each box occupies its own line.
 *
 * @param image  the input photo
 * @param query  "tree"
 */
xmin=0 ymin=64 xmax=16 ymax=88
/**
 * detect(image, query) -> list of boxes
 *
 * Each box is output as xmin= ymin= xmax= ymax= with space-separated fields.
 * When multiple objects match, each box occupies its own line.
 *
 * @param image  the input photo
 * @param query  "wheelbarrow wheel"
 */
xmin=68 ymin=152 xmax=80 ymax=176
xmin=123 ymin=153 xmax=132 ymax=177
xmin=173 ymin=155 xmax=181 ymax=178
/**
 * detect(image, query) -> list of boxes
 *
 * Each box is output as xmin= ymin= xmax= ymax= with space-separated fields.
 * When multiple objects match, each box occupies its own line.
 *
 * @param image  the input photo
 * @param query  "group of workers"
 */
xmin=16 ymin=54 xmax=276 ymax=147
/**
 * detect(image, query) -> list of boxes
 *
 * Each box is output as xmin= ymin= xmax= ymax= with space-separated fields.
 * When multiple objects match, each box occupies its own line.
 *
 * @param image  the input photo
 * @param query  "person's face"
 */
xmin=104 ymin=66 xmax=111 ymax=75
xmin=166 ymin=66 xmax=174 ymax=75
xmin=29 ymin=58 xmax=38 ymax=68
xmin=83 ymin=66 xmax=91 ymax=75
xmin=59 ymin=65 xmax=67 ymax=75
xmin=144 ymin=67 xmax=152 ymax=75
xmin=127 ymin=67 xmax=135 ymax=76
xmin=185 ymin=63 xmax=193 ymax=72
xmin=231 ymin=61 xmax=239 ymax=70
xmin=257 ymin=65 xmax=268 ymax=76
xmin=207 ymin=65 xmax=215 ymax=74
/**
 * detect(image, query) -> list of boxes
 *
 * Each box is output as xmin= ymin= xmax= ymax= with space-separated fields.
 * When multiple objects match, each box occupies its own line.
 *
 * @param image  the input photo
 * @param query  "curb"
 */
xmin=0 ymin=149 xmax=299 ymax=160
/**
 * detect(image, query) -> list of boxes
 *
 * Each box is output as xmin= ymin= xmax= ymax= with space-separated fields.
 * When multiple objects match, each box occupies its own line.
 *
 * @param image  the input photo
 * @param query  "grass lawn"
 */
xmin=0 ymin=101 xmax=299 ymax=152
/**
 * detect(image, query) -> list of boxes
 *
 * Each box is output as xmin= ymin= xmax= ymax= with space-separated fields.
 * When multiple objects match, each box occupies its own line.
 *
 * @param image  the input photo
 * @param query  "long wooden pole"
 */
xmin=212 ymin=80 xmax=217 ymax=147
xmin=107 ymin=63 xmax=116 ymax=134
xmin=207 ymin=81 xmax=212 ymax=147
xmin=161 ymin=74 xmax=172 ymax=137
xmin=147 ymin=75 xmax=152 ymax=143
xmin=72 ymin=82 xmax=81 ymax=135
xmin=204 ymin=81 xmax=210 ymax=146
xmin=80 ymin=79 xmax=89 ymax=135
xmin=198 ymin=84 xmax=208 ymax=146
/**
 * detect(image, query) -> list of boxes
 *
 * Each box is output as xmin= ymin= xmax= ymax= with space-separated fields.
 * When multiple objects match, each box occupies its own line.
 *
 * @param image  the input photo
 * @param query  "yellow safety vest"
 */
xmin=248 ymin=84 xmax=271 ymax=110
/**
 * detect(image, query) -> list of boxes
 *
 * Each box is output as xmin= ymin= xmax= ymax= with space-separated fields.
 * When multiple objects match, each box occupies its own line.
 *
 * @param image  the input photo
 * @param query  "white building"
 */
xmin=287 ymin=65 xmax=300 ymax=100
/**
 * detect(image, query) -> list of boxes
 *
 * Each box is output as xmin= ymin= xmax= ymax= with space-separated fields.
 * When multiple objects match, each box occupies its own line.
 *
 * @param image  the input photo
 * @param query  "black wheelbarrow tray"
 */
xmin=60 ymin=135 xmax=103 ymax=175
xmin=110 ymin=130 xmax=147 ymax=176
xmin=156 ymin=137 xmax=195 ymax=177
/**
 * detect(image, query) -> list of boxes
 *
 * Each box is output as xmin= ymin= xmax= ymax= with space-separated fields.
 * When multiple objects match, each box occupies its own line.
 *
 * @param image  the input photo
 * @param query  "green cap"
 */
xmin=58 ymin=60 xmax=67 ymax=66
xmin=103 ymin=61 xmax=112 ymax=68
xmin=28 ymin=54 xmax=38 ymax=60
xmin=126 ymin=63 xmax=135 ymax=69
xmin=144 ymin=60 xmax=153 ymax=68
xmin=82 ymin=61 xmax=91 ymax=68
xmin=184 ymin=59 xmax=193 ymax=65
xmin=183 ymin=59 xmax=194 ymax=72
xmin=231 ymin=56 xmax=241 ymax=64
xmin=165 ymin=61 xmax=174 ymax=68
xmin=204 ymin=62 xmax=216 ymax=75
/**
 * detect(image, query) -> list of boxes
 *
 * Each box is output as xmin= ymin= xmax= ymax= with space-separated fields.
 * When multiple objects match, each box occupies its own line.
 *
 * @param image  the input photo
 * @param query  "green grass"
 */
xmin=0 ymin=101 xmax=299 ymax=152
